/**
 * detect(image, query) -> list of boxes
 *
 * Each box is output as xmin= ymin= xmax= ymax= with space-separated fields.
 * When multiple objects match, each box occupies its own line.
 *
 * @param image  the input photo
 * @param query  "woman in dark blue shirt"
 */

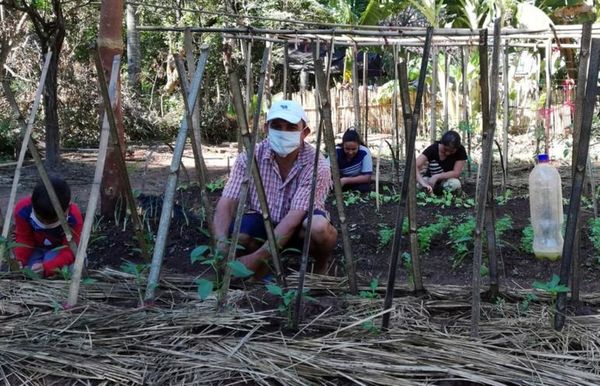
xmin=335 ymin=128 xmax=373 ymax=192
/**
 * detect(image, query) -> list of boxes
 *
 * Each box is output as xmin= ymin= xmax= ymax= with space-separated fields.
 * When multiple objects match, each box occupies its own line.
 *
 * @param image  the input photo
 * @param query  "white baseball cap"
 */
xmin=266 ymin=100 xmax=309 ymax=125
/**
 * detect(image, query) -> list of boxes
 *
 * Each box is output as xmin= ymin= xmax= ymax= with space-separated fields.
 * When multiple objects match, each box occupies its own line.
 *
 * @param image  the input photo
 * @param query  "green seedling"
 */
xmin=588 ymin=218 xmax=600 ymax=263
xmin=359 ymin=278 xmax=379 ymax=299
xmin=521 ymin=224 xmax=534 ymax=254
xmin=377 ymin=224 xmax=394 ymax=250
xmin=495 ymin=189 xmax=512 ymax=206
xmin=494 ymin=215 xmax=513 ymax=247
xmin=342 ymin=190 xmax=364 ymax=206
xmin=532 ymin=274 xmax=569 ymax=306
xmin=120 ymin=260 xmax=150 ymax=304
xmin=266 ymin=283 xmax=316 ymax=326
xmin=206 ymin=178 xmax=225 ymax=192
xmin=448 ymin=216 xmax=476 ymax=268
xmin=417 ymin=215 xmax=452 ymax=252
xmin=401 ymin=252 xmax=414 ymax=287
xmin=191 ymin=243 xmax=253 ymax=300
xmin=518 ymin=293 xmax=538 ymax=314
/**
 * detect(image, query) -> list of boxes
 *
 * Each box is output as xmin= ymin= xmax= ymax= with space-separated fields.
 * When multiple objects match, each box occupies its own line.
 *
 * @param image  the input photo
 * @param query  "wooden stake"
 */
xmin=319 ymin=58 xmax=358 ymax=296
xmin=382 ymin=27 xmax=433 ymax=330
xmin=461 ymin=46 xmax=472 ymax=177
xmin=398 ymin=60 xmax=424 ymax=293
xmin=363 ymin=50 xmax=368 ymax=144
xmin=283 ymin=44 xmax=289 ymax=99
xmin=144 ymin=48 xmax=210 ymax=302
xmin=67 ymin=54 xmax=121 ymax=307
xmin=555 ymin=38 xmax=600 ymax=330
xmin=352 ymin=44 xmax=361 ymax=132
xmin=571 ymin=22 xmax=593 ymax=303
xmin=471 ymin=20 xmax=501 ymax=338
xmin=174 ymin=52 xmax=214 ymax=244
xmin=430 ymin=47 xmax=438 ymax=143
xmin=391 ymin=45 xmax=400 ymax=169
xmin=502 ymin=41 xmax=509 ymax=191
xmin=443 ymin=51 xmax=449 ymax=132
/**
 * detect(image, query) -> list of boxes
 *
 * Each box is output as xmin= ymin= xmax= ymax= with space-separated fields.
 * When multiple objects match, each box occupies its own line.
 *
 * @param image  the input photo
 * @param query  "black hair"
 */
xmin=31 ymin=177 xmax=71 ymax=221
xmin=341 ymin=127 xmax=364 ymax=146
xmin=440 ymin=130 xmax=461 ymax=148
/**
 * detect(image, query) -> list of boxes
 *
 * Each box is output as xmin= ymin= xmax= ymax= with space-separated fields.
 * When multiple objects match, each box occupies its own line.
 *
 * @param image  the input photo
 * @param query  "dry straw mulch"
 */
xmin=0 ymin=269 xmax=598 ymax=385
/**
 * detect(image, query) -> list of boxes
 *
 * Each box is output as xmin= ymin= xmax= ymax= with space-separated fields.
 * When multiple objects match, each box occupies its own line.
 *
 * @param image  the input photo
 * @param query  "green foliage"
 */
xmin=494 ymin=215 xmax=513 ymax=244
xmin=343 ymin=190 xmax=365 ymax=206
xmin=417 ymin=215 xmax=452 ymax=252
xmin=533 ymin=274 xmax=569 ymax=299
xmin=495 ymin=189 xmax=513 ymax=206
xmin=266 ymin=283 xmax=315 ymax=325
xmin=402 ymin=252 xmax=414 ymax=287
xmin=190 ymin=242 xmax=254 ymax=301
xmin=120 ymin=260 xmax=149 ymax=286
xmin=0 ymin=118 xmax=17 ymax=161
xmin=359 ymin=278 xmax=379 ymax=299
xmin=518 ymin=293 xmax=538 ymax=314
xmin=377 ymin=224 xmax=395 ymax=249
xmin=416 ymin=190 xmax=474 ymax=208
xmin=448 ymin=216 xmax=476 ymax=268
xmin=588 ymin=218 xmax=600 ymax=263
xmin=206 ymin=178 xmax=226 ymax=192
xmin=521 ymin=224 xmax=534 ymax=254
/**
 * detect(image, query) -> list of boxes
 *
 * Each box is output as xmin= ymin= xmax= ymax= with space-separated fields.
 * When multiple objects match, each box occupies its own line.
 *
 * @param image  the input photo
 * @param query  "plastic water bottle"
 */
xmin=528 ymin=154 xmax=563 ymax=260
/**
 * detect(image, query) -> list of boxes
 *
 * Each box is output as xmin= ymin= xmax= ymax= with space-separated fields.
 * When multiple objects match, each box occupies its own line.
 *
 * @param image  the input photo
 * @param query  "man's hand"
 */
xmin=238 ymin=251 xmax=265 ymax=273
xmin=31 ymin=263 xmax=44 ymax=275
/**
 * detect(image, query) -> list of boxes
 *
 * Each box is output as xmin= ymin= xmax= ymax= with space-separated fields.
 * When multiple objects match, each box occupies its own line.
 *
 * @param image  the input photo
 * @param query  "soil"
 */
xmin=2 ymin=143 xmax=600 ymax=297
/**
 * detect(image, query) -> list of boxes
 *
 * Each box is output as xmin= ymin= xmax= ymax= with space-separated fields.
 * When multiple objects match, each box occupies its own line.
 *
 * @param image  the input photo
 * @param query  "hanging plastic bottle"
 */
xmin=528 ymin=154 xmax=563 ymax=260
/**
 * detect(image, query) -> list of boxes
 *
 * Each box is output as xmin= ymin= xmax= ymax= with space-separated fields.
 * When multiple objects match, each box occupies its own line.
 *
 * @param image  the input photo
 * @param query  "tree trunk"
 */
xmin=98 ymin=0 xmax=125 ymax=216
xmin=126 ymin=3 xmax=141 ymax=93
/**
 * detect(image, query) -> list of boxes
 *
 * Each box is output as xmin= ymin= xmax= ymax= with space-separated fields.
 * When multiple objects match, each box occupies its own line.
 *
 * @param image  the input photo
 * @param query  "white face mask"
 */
xmin=30 ymin=210 xmax=63 ymax=230
xmin=268 ymin=128 xmax=302 ymax=157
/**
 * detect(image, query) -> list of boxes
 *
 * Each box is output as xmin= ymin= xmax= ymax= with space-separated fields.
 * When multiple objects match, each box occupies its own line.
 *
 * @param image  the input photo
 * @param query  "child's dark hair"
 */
xmin=440 ymin=130 xmax=461 ymax=148
xmin=342 ymin=127 xmax=364 ymax=145
xmin=31 ymin=177 xmax=71 ymax=221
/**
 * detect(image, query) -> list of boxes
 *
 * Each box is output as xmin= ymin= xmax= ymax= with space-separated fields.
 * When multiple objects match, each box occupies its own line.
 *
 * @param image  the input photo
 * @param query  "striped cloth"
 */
xmin=222 ymin=139 xmax=332 ymax=223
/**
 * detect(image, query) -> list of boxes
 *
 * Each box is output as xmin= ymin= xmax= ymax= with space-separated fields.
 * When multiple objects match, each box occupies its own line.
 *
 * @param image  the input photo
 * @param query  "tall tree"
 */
xmin=126 ymin=3 xmax=141 ymax=93
xmin=98 ymin=0 xmax=125 ymax=216
xmin=2 ymin=0 xmax=65 ymax=168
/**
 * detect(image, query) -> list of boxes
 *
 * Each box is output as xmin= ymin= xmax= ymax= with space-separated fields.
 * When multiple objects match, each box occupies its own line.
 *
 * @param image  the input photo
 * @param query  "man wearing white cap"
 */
xmin=213 ymin=100 xmax=337 ymax=278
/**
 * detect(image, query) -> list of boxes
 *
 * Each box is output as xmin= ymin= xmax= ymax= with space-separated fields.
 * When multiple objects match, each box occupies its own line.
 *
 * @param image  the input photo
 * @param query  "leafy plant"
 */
xmin=521 ymin=224 xmax=534 ymax=254
xmin=343 ymin=190 xmax=365 ymax=206
xmin=495 ymin=189 xmax=513 ymax=206
xmin=402 ymin=252 xmax=414 ymax=287
xmin=494 ymin=215 xmax=513 ymax=246
xmin=448 ymin=216 xmax=476 ymax=268
xmin=206 ymin=178 xmax=225 ymax=192
xmin=416 ymin=190 xmax=474 ymax=208
xmin=588 ymin=218 xmax=600 ymax=263
xmin=359 ymin=278 xmax=379 ymax=299
xmin=532 ymin=274 xmax=569 ymax=311
xmin=266 ymin=283 xmax=316 ymax=326
xmin=417 ymin=215 xmax=452 ymax=252
xmin=191 ymin=243 xmax=254 ymax=300
xmin=518 ymin=293 xmax=538 ymax=314
xmin=377 ymin=224 xmax=394 ymax=250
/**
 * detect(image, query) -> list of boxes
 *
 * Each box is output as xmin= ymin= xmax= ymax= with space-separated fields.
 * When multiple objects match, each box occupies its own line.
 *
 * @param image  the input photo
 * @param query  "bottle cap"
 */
xmin=537 ymin=154 xmax=549 ymax=163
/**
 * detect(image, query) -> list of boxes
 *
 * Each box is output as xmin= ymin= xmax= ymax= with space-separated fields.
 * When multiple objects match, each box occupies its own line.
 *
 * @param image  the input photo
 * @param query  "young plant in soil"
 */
xmin=377 ymin=219 xmax=408 ymax=250
xmin=532 ymin=274 xmax=569 ymax=323
xmin=121 ymin=260 xmax=151 ymax=304
xmin=205 ymin=178 xmax=225 ymax=192
xmin=416 ymin=190 xmax=474 ymax=209
xmin=495 ymin=189 xmax=512 ymax=206
xmin=588 ymin=218 xmax=600 ymax=263
xmin=401 ymin=252 xmax=414 ymax=287
xmin=191 ymin=243 xmax=254 ymax=300
xmin=417 ymin=215 xmax=452 ymax=252
xmin=265 ymin=283 xmax=316 ymax=326
xmin=521 ymin=224 xmax=534 ymax=254
xmin=359 ymin=278 xmax=380 ymax=334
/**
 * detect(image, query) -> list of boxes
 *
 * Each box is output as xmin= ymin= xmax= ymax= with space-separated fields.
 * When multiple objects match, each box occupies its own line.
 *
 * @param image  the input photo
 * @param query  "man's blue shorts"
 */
xmin=228 ymin=210 xmax=328 ymax=244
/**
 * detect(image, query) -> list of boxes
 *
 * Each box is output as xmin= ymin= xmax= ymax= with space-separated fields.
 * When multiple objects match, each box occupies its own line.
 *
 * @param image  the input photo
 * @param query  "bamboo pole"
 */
xmin=174 ymin=52 xmax=214 ymax=245
xmin=382 ymin=27 xmax=433 ymax=330
xmin=352 ymin=44 xmax=361 ymax=132
xmin=283 ymin=44 xmax=289 ymax=99
xmin=471 ymin=21 xmax=501 ymax=338
xmin=243 ymin=40 xmax=253 ymax=152
xmin=293 ymin=52 xmax=326 ymax=327
xmin=430 ymin=47 xmax=438 ymax=143
xmin=502 ymin=41 xmax=509 ymax=192
xmin=461 ymin=47 xmax=471 ymax=177
xmin=184 ymin=30 xmax=211 ymax=190
xmin=571 ymin=22 xmax=593 ymax=303
xmin=314 ymin=38 xmax=320 ymax=129
xmin=144 ymin=48 xmax=210 ymax=302
xmin=392 ymin=45 xmax=400 ymax=170
xmin=399 ymin=60 xmax=424 ymax=293
xmin=220 ymin=43 xmax=286 ymax=307
xmin=555 ymin=38 xmax=600 ymax=330
xmin=363 ymin=51 xmax=368 ymax=144
xmin=319 ymin=63 xmax=358 ymax=296
xmin=66 ymin=54 xmax=121 ymax=307
xmin=544 ymin=39 xmax=552 ymax=154
xmin=443 ymin=51 xmax=449 ymax=132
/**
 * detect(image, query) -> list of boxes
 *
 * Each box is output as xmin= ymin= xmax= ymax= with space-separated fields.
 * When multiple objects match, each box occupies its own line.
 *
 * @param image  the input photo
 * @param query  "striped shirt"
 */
xmin=222 ymin=139 xmax=332 ymax=223
xmin=422 ymin=142 xmax=468 ymax=176
xmin=336 ymin=145 xmax=373 ymax=177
